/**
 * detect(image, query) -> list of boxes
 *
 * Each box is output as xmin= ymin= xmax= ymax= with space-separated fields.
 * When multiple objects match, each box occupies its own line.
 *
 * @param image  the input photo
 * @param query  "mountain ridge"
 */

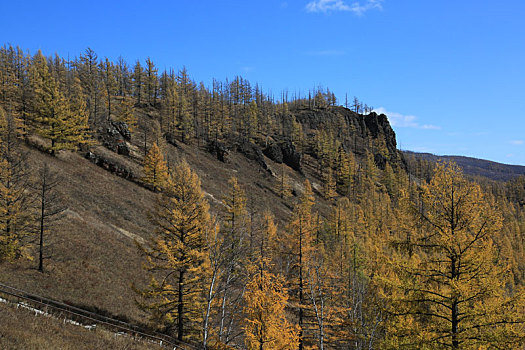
xmin=403 ymin=150 xmax=525 ymax=181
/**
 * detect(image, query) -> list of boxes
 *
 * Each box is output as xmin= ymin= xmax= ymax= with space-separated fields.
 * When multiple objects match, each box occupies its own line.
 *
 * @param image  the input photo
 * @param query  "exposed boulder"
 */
xmin=164 ymin=132 xmax=178 ymax=147
xmin=85 ymin=152 xmax=135 ymax=180
xmin=236 ymin=138 xmax=269 ymax=171
xmin=281 ymin=141 xmax=302 ymax=172
xmin=99 ymin=122 xmax=132 ymax=155
xmin=207 ymin=140 xmax=228 ymax=162
xmin=374 ymin=153 xmax=387 ymax=170
xmin=263 ymin=143 xmax=283 ymax=164
xmin=111 ymin=121 xmax=131 ymax=141
xmin=117 ymin=143 xmax=130 ymax=156
xmin=292 ymin=106 xmax=400 ymax=166
xmin=364 ymin=112 xmax=397 ymax=156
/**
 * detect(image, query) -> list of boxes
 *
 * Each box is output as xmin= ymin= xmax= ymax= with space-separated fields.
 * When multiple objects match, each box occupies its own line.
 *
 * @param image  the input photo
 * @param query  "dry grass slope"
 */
xmin=0 ymin=302 xmax=162 ymax=350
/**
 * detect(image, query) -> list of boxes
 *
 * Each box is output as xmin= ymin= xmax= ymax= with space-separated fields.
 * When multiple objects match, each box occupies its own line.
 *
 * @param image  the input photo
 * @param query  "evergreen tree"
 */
xmin=145 ymin=57 xmax=158 ymax=104
xmin=0 ymin=106 xmax=32 ymax=261
xmin=141 ymin=142 xmax=169 ymax=192
xmin=30 ymin=51 xmax=90 ymax=153
xmin=282 ymin=179 xmax=317 ymax=350
xmin=136 ymin=160 xmax=210 ymax=342
xmin=115 ymin=97 xmax=137 ymax=132
xmin=383 ymin=162 xmax=525 ymax=348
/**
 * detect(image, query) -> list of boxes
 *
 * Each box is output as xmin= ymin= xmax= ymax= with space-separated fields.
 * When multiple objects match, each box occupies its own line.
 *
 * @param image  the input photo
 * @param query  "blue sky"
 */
xmin=2 ymin=0 xmax=525 ymax=164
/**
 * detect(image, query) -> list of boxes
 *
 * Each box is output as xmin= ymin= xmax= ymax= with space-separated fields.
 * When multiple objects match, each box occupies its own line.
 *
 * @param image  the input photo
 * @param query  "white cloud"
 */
xmin=306 ymin=0 xmax=383 ymax=15
xmin=374 ymin=107 xmax=441 ymax=130
xmin=510 ymin=140 xmax=524 ymax=145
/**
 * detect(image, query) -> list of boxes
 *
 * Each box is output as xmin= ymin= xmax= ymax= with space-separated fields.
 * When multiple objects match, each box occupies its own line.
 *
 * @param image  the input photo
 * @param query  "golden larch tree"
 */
xmin=136 ymin=160 xmax=210 ymax=342
xmin=0 ymin=106 xmax=33 ymax=261
xmin=142 ymin=142 xmax=169 ymax=191
xmin=30 ymin=51 xmax=90 ymax=153
xmin=282 ymin=179 xmax=317 ymax=350
xmin=243 ymin=212 xmax=299 ymax=350
xmin=382 ymin=162 xmax=525 ymax=349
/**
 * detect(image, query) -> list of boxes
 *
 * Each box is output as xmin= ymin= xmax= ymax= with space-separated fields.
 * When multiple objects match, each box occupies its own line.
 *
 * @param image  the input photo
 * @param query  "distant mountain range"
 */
xmin=403 ymin=151 xmax=525 ymax=182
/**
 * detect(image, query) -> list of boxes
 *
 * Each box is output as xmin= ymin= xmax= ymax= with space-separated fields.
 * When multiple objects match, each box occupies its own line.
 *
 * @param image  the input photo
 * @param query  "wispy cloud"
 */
xmin=374 ymin=107 xmax=441 ymax=130
xmin=510 ymin=140 xmax=524 ymax=145
xmin=241 ymin=66 xmax=255 ymax=73
xmin=306 ymin=0 xmax=383 ymax=15
xmin=306 ymin=49 xmax=346 ymax=56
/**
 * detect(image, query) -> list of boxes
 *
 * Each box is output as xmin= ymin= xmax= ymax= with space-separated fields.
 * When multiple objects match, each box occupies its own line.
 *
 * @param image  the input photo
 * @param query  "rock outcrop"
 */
xmin=236 ymin=138 xmax=269 ymax=172
xmin=85 ymin=151 xmax=135 ymax=180
xmin=98 ymin=121 xmax=132 ymax=156
xmin=293 ymin=106 xmax=399 ymax=169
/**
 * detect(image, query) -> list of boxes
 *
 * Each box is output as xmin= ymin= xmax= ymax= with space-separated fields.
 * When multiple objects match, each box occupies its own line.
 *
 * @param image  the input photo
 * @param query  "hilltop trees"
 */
xmin=136 ymin=160 xmax=210 ymax=342
xmin=30 ymin=51 xmax=90 ymax=154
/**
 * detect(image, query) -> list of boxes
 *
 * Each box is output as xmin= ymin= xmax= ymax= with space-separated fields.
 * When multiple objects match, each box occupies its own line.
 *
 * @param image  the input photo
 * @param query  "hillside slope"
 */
xmin=404 ymin=151 xmax=525 ymax=181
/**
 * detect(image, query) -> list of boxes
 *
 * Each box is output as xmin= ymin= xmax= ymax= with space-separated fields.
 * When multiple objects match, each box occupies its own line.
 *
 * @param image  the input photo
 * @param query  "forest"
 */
xmin=1 ymin=44 xmax=525 ymax=349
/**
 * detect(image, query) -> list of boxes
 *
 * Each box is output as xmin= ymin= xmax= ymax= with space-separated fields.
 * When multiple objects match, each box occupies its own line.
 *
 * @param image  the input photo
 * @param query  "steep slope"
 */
xmin=1 ymin=106 xmax=400 ymax=326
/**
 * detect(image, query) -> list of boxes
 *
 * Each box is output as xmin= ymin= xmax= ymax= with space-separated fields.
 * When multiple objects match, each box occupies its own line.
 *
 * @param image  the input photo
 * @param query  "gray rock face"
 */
xmin=207 ymin=140 xmax=228 ymax=162
xmin=281 ymin=141 xmax=302 ymax=172
xmin=99 ymin=121 xmax=131 ymax=155
xmin=111 ymin=121 xmax=131 ymax=141
xmin=293 ymin=106 xmax=399 ymax=168
xmin=85 ymin=152 xmax=134 ymax=180
xmin=236 ymin=138 xmax=269 ymax=171
xmin=263 ymin=143 xmax=283 ymax=164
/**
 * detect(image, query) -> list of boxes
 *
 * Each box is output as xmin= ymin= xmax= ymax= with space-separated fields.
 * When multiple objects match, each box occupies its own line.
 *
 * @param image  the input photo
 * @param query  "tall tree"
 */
xmin=133 ymin=60 xmax=144 ymax=105
xmin=141 ymin=142 xmax=169 ymax=192
xmin=243 ymin=213 xmax=299 ymax=350
xmin=30 ymin=52 xmax=90 ymax=153
xmin=102 ymin=57 xmax=117 ymax=121
xmin=218 ymin=176 xmax=248 ymax=345
xmin=0 ymin=106 xmax=32 ymax=261
xmin=145 ymin=57 xmax=158 ymax=105
xmin=383 ymin=162 xmax=525 ymax=349
xmin=34 ymin=163 xmax=65 ymax=272
xmin=136 ymin=160 xmax=210 ymax=342
xmin=77 ymin=48 xmax=101 ymax=126
xmin=282 ymin=179 xmax=317 ymax=350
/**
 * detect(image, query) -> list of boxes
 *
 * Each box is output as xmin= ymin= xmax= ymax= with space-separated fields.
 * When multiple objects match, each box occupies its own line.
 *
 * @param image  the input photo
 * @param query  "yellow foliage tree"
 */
xmin=382 ymin=162 xmax=525 ymax=349
xmin=243 ymin=212 xmax=299 ymax=350
xmin=116 ymin=97 xmax=137 ymax=132
xmin=30 ymin=51 xmax=90 ymax=154
xmin=0 ymin=106 xmax=32 ymax=261
xmin=275 ymin=163 xmax=292 ymax=199
xmin=142 ymin=142 xmax=169 ymax=191
xmin=282 ymin=179 xmax=317 ymax=350
xmin=217 ymin=176 xmax=248 ymax=345
xmin=322 ymin=167 xmax=337 ymax=201
xmin=136 ymin=160 xmax=210 ymax=342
